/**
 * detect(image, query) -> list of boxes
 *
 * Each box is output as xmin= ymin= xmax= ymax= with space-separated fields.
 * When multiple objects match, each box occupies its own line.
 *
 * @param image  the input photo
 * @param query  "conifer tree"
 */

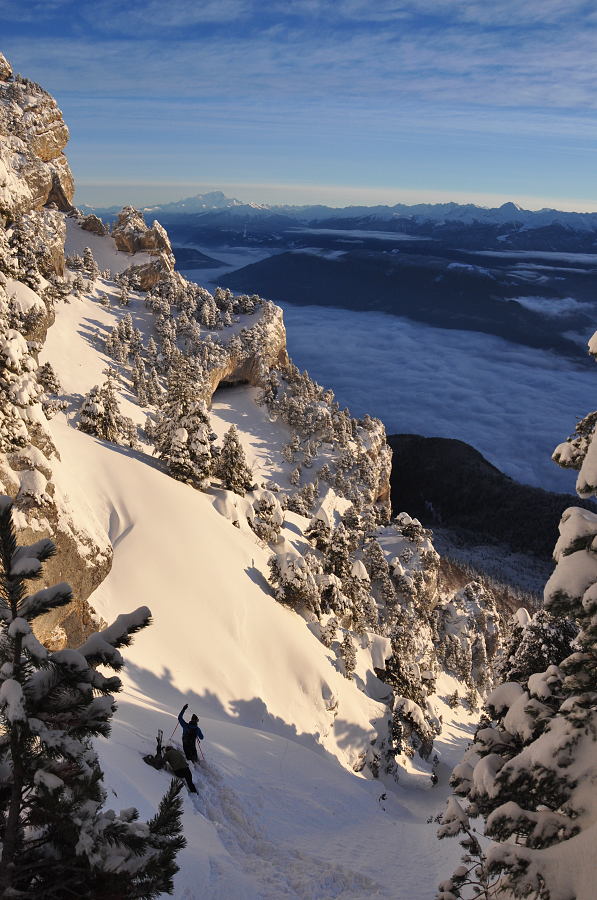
xmin=152 ymin=360 xmax=214 ymax=487
xmin=215 ymin=425 xmax=253 ymax=495
xmin=0 ymin=497 xmax=185 ymax=897
xmin=250 ymin=492 xmax=283 ymax=544
xmin=0 ymin=308 xmax=43 ymax=451
xmin=78 ymin=375 xmax=137 ymax=447
xmin=438 ymin=330 xmax=597 ymax=900
xmin=37 ymin=361 xmax=61 ymax=395
xmin=325 ymin=522 xmax=352 ymax=580
xmin=82 ymin=246 xmax=99 ymax=281
xmin=499 ymin=608 xmax=578 ymax=684
xmin=9 ymin=217 xmax=40 ymax=289
xmin=305 ymin=516 xmax=331 ymax=552
xmin=268 ymin=551 xmax=321 ymax=612
xmin=340 ymin=633 xmax=356 ymax=679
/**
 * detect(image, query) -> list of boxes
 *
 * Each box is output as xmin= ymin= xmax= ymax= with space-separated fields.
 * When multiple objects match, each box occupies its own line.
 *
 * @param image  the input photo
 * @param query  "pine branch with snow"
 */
xmin=0 ymin=496 xmax=184 ymax=897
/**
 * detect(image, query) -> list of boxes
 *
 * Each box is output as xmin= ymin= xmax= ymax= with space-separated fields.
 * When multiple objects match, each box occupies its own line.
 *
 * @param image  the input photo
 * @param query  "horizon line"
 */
xmin=74 ymin=180 xmax=597 ymax=214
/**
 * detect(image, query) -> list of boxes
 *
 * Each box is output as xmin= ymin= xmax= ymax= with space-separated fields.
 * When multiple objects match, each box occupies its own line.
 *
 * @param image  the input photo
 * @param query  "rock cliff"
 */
xmin=112 ymin=205 xmax=176 ymax=289
xmin=0 ymin=53 xmax=74 ymax=220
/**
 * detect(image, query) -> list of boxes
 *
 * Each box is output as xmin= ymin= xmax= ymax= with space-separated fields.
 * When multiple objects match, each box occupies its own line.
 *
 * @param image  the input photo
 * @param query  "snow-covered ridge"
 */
xmin=82 ymin=190 xmax=597 ymax=231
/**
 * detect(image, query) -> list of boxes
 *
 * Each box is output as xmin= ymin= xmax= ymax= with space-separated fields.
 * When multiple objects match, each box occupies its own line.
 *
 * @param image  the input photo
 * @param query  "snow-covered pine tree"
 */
xmin=78 ymin=384 xmax=103 ymax=436
xmin=82 ymin=246 xmax=99 ymax=281
xmin=0 ymin=305 xmax=44 ymax=451
xmin=305 ymin=515 xmax=331 ymax=552
xmin=438 ymin=329 xmax=597 ymax=900
xmin=72 ymin=272 xmax=85 ymax=297
xmin=152 ymin=360 xmax=214 ymax=487
xmin=363 ymin=537 xmax=389 ymax=583
xmin=268 ymin=551 xmax=321 ymax=612
xmin=343 ymin=559 xmax=377 ymax=633
xmin=0 ymin=496 xmax=185 ymax=897
xmin=37 ymin=360 xmax=67 ymax=419
xmin=78 ymin=375 xmax=136 ymax=446
xmin=8 ymin=217 xmax=40 ymax=290
xmin=37 ymin=360 xmax=61 ymax=395
xmin=146 ymin=366 xmax=162 ymax=406
xmin=250 ymin=491 xmax=283 ymax=544
xmin=325 ymin=522 xmax=352 ymax=579
xmin=340 ymin=633 xmax=356 ymax=679
xmin=0 ymin=226 xmax=17 ymax=279
xmin=100 ymin=372 xmax=126 ymax=443
xmin=319 ymin=616 xmax=338 ymax=648
xmin=215 ymin=425 xmax=253 ymax=495
xmin=146 ymin=335 xmax=159 ymax=368
xmin=500 ymin=608 xmax=578 ymax=685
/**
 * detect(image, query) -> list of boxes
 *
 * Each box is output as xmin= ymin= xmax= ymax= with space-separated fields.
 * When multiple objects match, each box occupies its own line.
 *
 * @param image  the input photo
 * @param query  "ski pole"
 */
xmin=168 ymin=721 xmax=179 ymax=742
xmin=198 ymin=742 xmax=206 ymax=762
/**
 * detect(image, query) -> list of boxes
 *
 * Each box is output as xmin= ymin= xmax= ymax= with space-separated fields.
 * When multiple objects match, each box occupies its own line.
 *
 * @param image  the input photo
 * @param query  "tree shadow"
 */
xmin=122 ymin=659 xmax=372 ymax=772
xmin=244 ymin=565 xmax=272 ymax=596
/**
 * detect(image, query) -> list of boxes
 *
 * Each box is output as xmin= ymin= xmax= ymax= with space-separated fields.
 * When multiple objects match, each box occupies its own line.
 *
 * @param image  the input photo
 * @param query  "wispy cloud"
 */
xmin=2 ymin=0 xmax=595 ymax=206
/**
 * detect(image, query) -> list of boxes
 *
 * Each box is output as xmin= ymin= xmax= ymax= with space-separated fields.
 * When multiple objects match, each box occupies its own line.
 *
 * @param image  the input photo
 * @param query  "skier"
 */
xmin=162 ymin=745 xmax=197 ymax=793
xmin=178 ymin=703 xmax=204 ymax=763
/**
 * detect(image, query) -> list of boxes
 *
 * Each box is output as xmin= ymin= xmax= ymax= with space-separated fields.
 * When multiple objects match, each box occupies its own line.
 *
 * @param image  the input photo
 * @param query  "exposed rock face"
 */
xmin=80 ymin=213 xmax=108 ymax=236
xmin=112 ymin=206 xmax=176 ymax=289
xmin=0 ymin=452 xmax=113 ymax=649
xmin=0 ymin=59 xmax=74 ymax=219
xmin=208 ymin=304 xmax=289 ymax=397
xmin=0 ymin=53 xmax=12 ymax=81
xmin=112 ymin=206 xmax=173 ymax=255
xmin=124 ymin=255 xmax=176 ymax=291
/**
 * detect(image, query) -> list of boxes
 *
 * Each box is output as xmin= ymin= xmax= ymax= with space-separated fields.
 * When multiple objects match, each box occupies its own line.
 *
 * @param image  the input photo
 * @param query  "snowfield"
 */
xmin=40 ymin=273 xmax=474 ymax=898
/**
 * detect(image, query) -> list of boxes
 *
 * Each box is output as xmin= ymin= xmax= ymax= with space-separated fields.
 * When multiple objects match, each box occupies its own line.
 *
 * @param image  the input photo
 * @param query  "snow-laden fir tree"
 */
xmin=78 ymin=374 xmax=137 ymax=447
xmin=215 ymin=425 xmax=253 ymax=495
xmin=305 ymin=515 xmax=331 ymax=552
xmin=343 ymin=559 xmax=377 ymax=633
xmin=268 ymin=550 xmax=321 ymax=613
xmin=0 ymin=497 xmax=185 ymax=897
xmin=499 ymin=608 xmax=578 ymax=685
xmin=340 ymin=633 xmax=356 ymax=679
xmin=8 ymin=217 xmax=40 ymax=290
xmin=82 ymin=246 xmax=99 ymax=281
xmin=325 ymin=522 xmax=352 ymax=580
xmin=152 ymin=359 xmax=214 ymax=487
xmin=249 ymin=491 xmax=283 ymax=544
xmin=438 ymin=328 xmax=597 ymax=900
xmin=37 ymin=361 xmax=61 ymax=395
xmin=37 ymin=360 xmax=67 ymax=419
xmin=0 ymin=287 xmax=44 ymax=451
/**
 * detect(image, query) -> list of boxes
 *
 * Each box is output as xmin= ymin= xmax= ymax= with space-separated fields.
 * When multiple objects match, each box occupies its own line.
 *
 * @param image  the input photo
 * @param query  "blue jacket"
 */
xmin=178 ymin=708 xmax=204 ymax=743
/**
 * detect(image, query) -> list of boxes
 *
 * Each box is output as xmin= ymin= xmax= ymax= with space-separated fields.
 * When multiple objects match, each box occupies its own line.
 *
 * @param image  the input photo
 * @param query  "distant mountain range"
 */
xmin=79 ymin=192 xmax=597 ymax=234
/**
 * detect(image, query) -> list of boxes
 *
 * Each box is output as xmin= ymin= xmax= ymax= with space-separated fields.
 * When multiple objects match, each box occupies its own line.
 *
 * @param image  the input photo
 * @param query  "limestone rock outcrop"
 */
xmin=112 ymin=205 xmax=176 ymax=289
xmin=207 ymin=303 xmax=289 ymax=398
xmin=0 ymin=53 xmax=11 ymax=81
xmin=80 ymin=213 xmax=108 ymax=236
xmin=0 ymin=56 xmax=74 ymax=219
xmin=112 ymin=206 xmax=173 ymax=255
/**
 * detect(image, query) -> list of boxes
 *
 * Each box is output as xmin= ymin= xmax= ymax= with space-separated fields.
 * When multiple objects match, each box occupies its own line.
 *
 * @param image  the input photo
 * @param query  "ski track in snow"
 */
xmin=190 ymin=762 xmax=386 ymax=899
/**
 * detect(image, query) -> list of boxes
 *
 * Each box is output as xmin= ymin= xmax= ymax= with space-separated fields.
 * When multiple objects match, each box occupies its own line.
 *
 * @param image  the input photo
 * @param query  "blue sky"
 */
xmin=2 ymin=0 xmax=597 ymax=210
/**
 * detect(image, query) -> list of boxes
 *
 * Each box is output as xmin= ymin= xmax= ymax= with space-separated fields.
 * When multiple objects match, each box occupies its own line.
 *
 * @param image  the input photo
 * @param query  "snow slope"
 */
xmin=64 ymin=216 xmax=151 ymax=274
xmin=39 ymin=273 xmax=474 ymax=896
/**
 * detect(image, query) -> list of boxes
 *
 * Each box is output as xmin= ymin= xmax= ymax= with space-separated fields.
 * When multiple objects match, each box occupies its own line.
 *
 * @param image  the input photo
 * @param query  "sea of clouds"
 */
xmin=278 ymin=303 xmax=596 ymax=494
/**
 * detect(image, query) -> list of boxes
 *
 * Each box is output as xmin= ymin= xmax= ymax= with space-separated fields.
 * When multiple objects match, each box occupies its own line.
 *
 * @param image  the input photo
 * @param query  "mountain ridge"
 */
xmin=79 ymin=191 xmax=597 ymax=233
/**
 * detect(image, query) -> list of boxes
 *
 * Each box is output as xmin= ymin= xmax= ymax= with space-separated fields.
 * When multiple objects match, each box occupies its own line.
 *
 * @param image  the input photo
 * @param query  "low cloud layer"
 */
xmin=279 ymin=303 xmax=595 ymax=493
